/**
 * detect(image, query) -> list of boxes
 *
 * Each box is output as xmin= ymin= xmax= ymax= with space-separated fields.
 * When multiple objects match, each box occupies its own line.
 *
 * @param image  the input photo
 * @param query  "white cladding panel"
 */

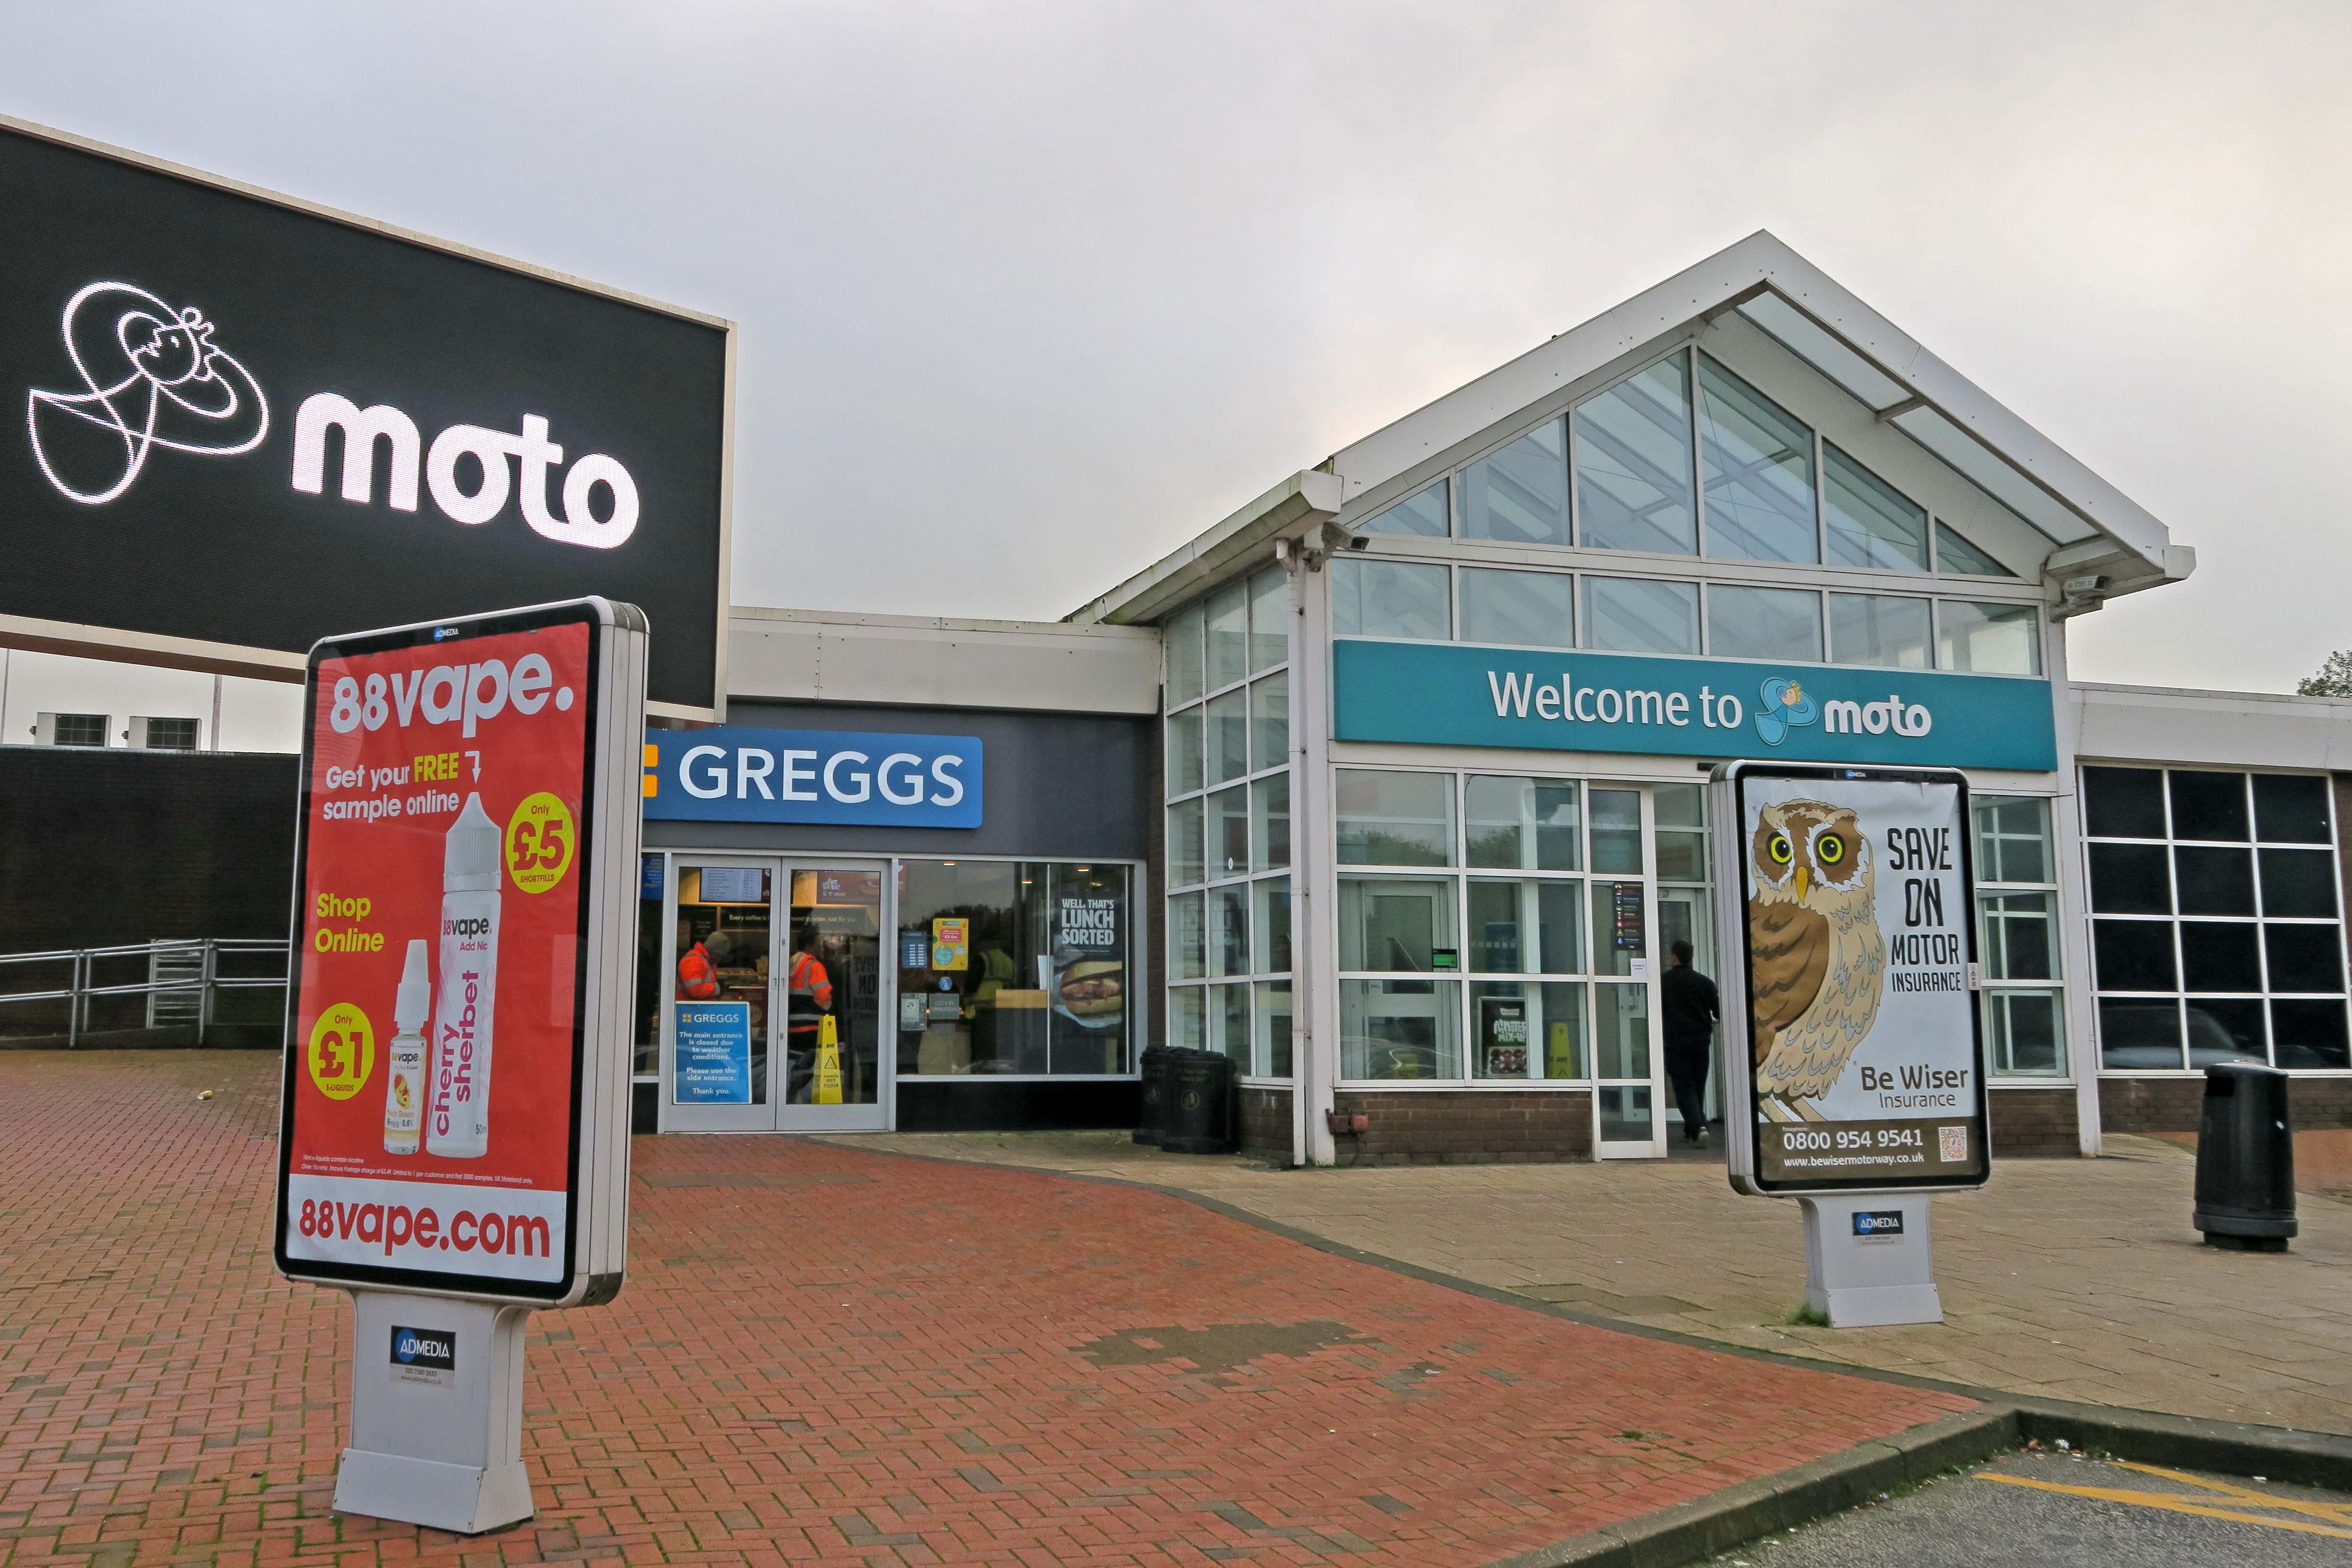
xmin=729 ymin=608 xmax=1162 ymax=715
xmin=2073 ymin=682 xmax=2352 ymax=772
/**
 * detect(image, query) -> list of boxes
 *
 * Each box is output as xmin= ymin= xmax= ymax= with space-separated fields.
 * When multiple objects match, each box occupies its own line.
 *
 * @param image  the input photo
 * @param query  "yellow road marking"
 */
xmin=1981 ymin=1473 xmax=2352 ymax=1541
xmin=2110 ymin=1461 xmax=2352 ymax=1526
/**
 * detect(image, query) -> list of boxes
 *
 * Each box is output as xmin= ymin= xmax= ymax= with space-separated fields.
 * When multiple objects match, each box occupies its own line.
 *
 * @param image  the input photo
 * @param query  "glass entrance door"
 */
xmin=659 ymin=856 xmax=890 ymax=1133
xmin=1589 ymin=786 xmax=1665 ymax=1158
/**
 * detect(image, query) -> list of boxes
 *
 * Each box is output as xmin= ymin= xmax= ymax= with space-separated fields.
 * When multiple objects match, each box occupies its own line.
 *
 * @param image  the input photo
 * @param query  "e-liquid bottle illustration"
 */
xmin=426 ymin=794 xmax=502 ymax=1159
xmin=381 ymin=939 xmax=431 ymax=1154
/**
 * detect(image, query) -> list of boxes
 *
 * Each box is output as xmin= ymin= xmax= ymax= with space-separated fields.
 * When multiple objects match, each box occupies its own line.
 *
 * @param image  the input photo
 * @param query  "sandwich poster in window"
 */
xmin=1713 ymin=764 xmax=1990 ymax=1196
xmin=277 ymin=613 xmax=597 ymax=1294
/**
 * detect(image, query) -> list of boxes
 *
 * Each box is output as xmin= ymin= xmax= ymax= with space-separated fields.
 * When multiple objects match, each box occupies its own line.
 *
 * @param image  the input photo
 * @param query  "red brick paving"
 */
xmin=0 ymin=1052 xmax=1974 ymax=1567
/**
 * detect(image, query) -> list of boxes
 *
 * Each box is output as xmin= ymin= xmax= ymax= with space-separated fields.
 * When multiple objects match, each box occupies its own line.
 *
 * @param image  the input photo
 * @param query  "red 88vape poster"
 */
xmin=281 ymin=621 xmax=592 ymax=1289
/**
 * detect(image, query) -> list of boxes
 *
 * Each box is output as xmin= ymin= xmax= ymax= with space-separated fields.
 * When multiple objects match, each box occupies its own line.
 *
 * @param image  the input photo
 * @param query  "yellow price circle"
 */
xmin=504 ymin=791 xmax=577 ymax=895
xmin=307 ymin=1003 xmax=375 ymax=1100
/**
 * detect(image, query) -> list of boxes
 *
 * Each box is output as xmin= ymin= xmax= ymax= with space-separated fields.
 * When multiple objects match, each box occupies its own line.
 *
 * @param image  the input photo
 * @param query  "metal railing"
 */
xmin=0 ymin=937 xmax=290 ymax=1045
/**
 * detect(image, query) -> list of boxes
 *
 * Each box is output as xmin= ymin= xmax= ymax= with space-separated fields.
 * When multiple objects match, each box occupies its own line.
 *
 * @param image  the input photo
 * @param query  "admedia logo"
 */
xmin=27 ymin=282 xmax=270 ymax=504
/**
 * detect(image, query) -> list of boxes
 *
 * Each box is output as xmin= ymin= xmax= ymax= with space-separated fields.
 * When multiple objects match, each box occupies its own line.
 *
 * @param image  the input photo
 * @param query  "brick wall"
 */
xmin=1330 ymin=1090 xmax=1593 ymax=1166
xmin=2102 ymin=1074 xmax=2352 ymax=1135
xmin=1987 ymin=1086 xmax=2079 ymax=1156
xmin=1239 ymin=1086 xmax=1291 ymax=1157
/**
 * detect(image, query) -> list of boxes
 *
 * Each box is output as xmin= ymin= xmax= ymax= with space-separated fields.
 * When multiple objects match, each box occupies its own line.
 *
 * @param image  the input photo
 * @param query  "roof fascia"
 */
xmin=1067 ymin=470 xmax=1341 ymax=625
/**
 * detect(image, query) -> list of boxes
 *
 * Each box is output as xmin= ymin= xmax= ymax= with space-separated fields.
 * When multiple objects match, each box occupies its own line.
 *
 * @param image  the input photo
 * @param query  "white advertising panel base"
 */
xmin=1798 ymin=1196 xmax=1942 ymax=1327
xmin=335 ymin=1289 xmax=534 ymax=1534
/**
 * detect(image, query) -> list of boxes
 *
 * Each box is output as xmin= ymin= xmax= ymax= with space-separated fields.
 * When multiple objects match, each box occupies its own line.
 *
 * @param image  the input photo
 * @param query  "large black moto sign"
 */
xmin=0 ymin=119 xmax=730 ymax=716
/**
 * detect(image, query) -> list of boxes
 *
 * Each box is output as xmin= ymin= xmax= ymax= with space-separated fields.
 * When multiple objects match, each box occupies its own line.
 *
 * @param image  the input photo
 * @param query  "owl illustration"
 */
xmin=1747 ymin=799 xmax=1885 ymax=1120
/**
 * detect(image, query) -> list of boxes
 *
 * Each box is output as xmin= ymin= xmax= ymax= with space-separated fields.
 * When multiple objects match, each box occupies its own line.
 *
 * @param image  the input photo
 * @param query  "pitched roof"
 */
xmin=1072 ymin=230 xmax=2189 ymax=626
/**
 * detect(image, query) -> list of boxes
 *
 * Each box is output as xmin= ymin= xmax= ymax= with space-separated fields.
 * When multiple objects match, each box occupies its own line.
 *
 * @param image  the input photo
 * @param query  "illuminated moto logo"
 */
xmin=292 ymin=394 xmax=639 ymax=550
xmin=26 ymin=283 xmax=270 ymax=505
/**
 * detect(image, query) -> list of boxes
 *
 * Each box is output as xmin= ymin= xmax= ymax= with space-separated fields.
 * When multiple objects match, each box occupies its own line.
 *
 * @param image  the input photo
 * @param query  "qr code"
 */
xmin=1939 ymin=1125 xmax=1969 ymax=1162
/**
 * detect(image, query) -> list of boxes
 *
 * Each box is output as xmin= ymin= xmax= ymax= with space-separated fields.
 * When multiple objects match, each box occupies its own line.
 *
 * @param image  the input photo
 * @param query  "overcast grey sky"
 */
xmin=7 ymin=2 xmax=2350 ymax=695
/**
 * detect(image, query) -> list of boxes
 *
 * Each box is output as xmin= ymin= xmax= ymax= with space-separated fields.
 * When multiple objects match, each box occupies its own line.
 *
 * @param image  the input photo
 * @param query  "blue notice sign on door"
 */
xmin=674 ymin=1000 xmax=753 ymax=1103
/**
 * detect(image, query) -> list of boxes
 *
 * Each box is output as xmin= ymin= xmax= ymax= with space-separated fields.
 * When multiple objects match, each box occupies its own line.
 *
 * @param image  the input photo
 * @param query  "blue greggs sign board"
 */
xmin=1333 ymin=640 xmax=2058 ymax=772
xmin=642 ymin=726 xmax=983 ymax=827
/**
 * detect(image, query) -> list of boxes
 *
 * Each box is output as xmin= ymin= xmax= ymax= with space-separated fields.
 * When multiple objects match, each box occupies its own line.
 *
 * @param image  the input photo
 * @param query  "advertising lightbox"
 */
xmin=274 ymin=599 xmax=647 ymax=1304
xmin=0 ymin=116 xmax=729 ymax=717
xmin=1711 ymin=762 xmax=1990 ymax=1197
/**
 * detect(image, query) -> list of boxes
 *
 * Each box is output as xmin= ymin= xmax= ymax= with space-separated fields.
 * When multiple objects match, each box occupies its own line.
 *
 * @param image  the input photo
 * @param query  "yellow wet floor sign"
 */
xmin=814 ymin=1014 xmax=842 ymax=1104
xmin=1982 ymin=1460 xmax=2352 ymax=1541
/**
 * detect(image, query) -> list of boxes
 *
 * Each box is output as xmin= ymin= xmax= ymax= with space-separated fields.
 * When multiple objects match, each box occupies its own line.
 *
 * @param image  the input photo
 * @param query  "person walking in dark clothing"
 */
xmin=1660 ymin=939 xmax=1719 ymax=1145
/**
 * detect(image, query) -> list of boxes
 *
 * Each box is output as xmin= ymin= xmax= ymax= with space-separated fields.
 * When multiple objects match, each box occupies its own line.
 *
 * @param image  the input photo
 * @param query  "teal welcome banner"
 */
xmin=1333 ymin=638 xmax=2058 ymax=772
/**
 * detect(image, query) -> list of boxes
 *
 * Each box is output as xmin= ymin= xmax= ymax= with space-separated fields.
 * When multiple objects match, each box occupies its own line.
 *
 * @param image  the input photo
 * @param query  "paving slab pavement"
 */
xmin=827 ymin=1129 xmax=2352 ymax=1436
xmin=0 ymin=1053 xmax=1973 ymax=1568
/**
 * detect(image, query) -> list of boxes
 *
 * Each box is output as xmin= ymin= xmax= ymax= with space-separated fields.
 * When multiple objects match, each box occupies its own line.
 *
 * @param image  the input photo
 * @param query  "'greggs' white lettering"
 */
xmin=328 ymin=651 xmax=572 ymax=736
xmin=292 ymin=394 xmax=638 ymax=550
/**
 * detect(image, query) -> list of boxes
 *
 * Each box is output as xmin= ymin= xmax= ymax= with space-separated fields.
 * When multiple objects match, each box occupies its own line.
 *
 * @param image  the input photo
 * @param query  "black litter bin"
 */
xmin=2193 ymin=1060 xmax=2297 ymax=1251
xmin=1160 ymin=1048 xmax=1237 ymax=1155
xmin=1133 ymin=1047 xmax=1171 ymax=1146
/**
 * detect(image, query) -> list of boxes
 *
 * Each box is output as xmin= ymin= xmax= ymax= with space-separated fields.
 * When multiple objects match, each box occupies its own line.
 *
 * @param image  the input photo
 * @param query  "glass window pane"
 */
xmin=2084 ymin=767 xmax=2165 ymax=839
xmin=671 ymin=864 xmax=772 ymax=1105
xmin=2174 ymin=847 xmax=2255 ymax=915
xmin=1827 ymin=593 xmax=1931 ymax=668
xmin=2259 ymin=848 xmax=2338 ymax=919
xmin=1250 ymin=671 xmax=1288 ymax=772
xmin=1597 ymin=1083 xmax=1654 ymax=1143
xmin=1593 ymin=983 xmax=1651 ymax=1081
xmin=1465 ymin=775 xmax=1581 ymax=871
xmin=1251 ymin=773 xmax=1290 ymax=872
xmin=1255 ymin=877 xmax=1292 ymax=974
xmin=1698 ymin=353 xmax=1817 ymax=564
xmin=1332 ymin=558 xmax=1449 ymax=640
xmin=1338 ymin=876 xmax=1458 ymax=972
xmin=1166 ymin=706 xmax=1203 ymax=797
xmin=1589 ymin=789 xmax=1643 ymax=875
xmin=1470 ymin=981 xmax=1532 ymax=1079
xmin=1973 ymin=796 xmax=2053 ymax=884
xmin=1707 ymin=584 xmax=1823 ymax=662
xmin=1170 ymin=891 xmax=1204 ymax=981
xmin=1458 ymin=418 xmax=1568 ymax=546
xmin=1336 ymin=769 xmax=1455 ymax=866
xmin=1537 ymin=880 xmax=1585 ymax=973
xmin=1823 ymin=444 xmax=1927 ymax=570
xmin=1573 ymin=355 xmax=1696 ymax=554
xmin=2094 ymin=920 xmax=2177 ymax=991
xmin=1248 ymin=567 xmax=1288 ymax=673
xmin=1934 ymin=521 xmax=2013 ymax=577
xmin=1459 ymin=567 xmax=1574 ymax=649
xmin=1360 ymin=477 xmax=1448 ymax=538
xmin=1166 ymin=604 xmax=1203 ymax=705
xmin=1655 ymin=830 xmax=1707 ymax=883
xmin=1041 ymin=862 xmax=1131 ymax=1075
xmin=1168 ymin=798 xmax=1204 ymax=887
xmin=2169 ymin=771 xmax=2249 ymax=842
xmin=1536 ymin=982 xmax=1587 ymax=1078
xmin=1208 ymin=785 xmax=1248 ymax=879
xmin=2254 ymin=774 xmax=2331 ymax=844
xmin=2100 ymin=998 xmax=2182 ymax=1070
xmin=1467 ymin=879 xmax=1523 ymax=973
xmin=2089 ymin=843 xmax=2170 ymax=914
xmin=1938 ymin=600 xmax=2041 ymax=675
xmin=1209 ymin=884 xmax=1252 ymax=977
xmin=1987 ymin=991 xmax=2063 ymax=1075
xmin=2270 ymin=999 xmax=2350 ymax=1069
xmin=2189 ymin=1000 xmax=2266 ymax=1067
xmin=1206 ymin=581 xmax=1249 ymax=690
xmin=2180 ymin=922 xmax=2260 ymax=992
xmin=1654 ymin=782 xmax=1704 ymax=828
xmin=1256 ymin=979 xmax=1294 ymax=1077
xmin=1170 ymin=984 xmax=1205 ymax=1050
xmin=1206 ymin=982 xmax=1251 ymax=1068
xmin=1980 ymin=891 xmax=2055 ymax=981
xmin=1206 ymin=689 xmax=1248 ymax=785
xmin=2265 ymin=925 xmax=2344 ymax=994
xmin=1340 ymin=978 xmax=1462 ymax=1081
xmin=1583 ymin=576 xmax=1700 ymax=655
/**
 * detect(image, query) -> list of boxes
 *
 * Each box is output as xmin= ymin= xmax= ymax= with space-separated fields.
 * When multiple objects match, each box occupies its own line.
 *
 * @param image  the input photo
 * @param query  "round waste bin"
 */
xmin=2193 ymin=1060 xmax=2297 ymax=1251
xmin=1161 ymin=1048 xmax=1237 ymax=1155
xmin=1133 ymin=1047 xmax=1170 ymax=1146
